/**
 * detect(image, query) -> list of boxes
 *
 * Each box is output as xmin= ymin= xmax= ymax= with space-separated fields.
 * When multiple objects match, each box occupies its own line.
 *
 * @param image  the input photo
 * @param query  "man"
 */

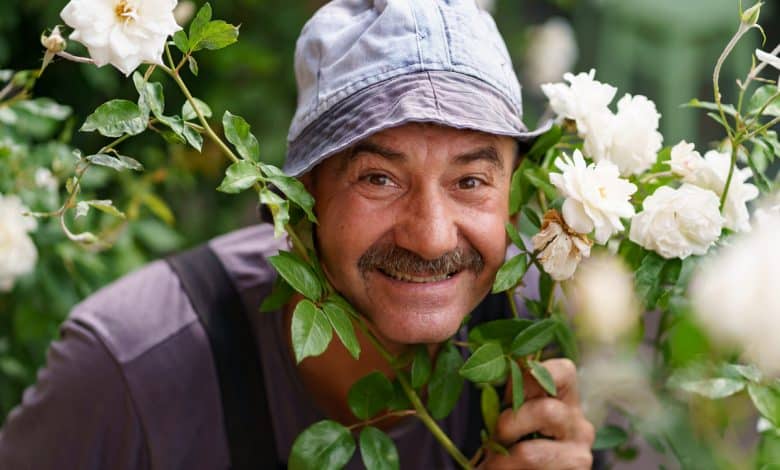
xmin=0 ymin=0 xmax=594 ymax=468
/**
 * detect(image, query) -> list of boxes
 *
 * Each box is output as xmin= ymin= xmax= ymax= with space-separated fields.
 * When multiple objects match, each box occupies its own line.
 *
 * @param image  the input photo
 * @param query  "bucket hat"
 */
xmin=284 ymin=0 xmax=548 ymax=176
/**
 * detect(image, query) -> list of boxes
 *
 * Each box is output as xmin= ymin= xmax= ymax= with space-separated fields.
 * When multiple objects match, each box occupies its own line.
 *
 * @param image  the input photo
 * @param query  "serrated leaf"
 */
xmin=528 ymin=360 xmax=557 ymax=396
xmin=359 ymin=427 xmax=400 ymax=470
xmin=260 ymin=275 xmax=295 ymax=313
xmin=492 ymin=254 xmax=528 ymax=293
xmin=509 ymin=360 xmax=524 ymax=411
xmin=291 ymin=300 xmax=332 ymax=363
xmin=289 ymin=420 xmax=355 ymax=470
xmin=322 ymin=300 xmax=360 ymax=360
xmin=481 ymin=384 xmax=500 ymax=436
xmin=593 ymin=425 xmax=629 ymax=450
xmin=460 ymin=342 xmax=507 ymax=383
xmin=261 ymin=163 xmax=317 ymax=223
xmin=217 ymin=160 xmax=261 ymax=194
xmin=188 ymin=3 xmax=212 ymax=46
xmin=428 ymin=343 xmax=465 ymax=419
xmin=222 ymin=111 xmax=259 ymax=161
xmin=411 ymin=345 xmax=432 ymax=389
xmin=347 ymin=371 xmax=394 ymax=420
xmin=87 ymin=200 xmax=125 ymax=219
xmin=172 ymin=30 xmax=189 ymax=53
xmin=505 ymin=221 xmax=526 ymax=251
xmin=191 ymin=20 xmax=239 ymax=51
xmin=81 ymin=99 xmax=147 ymax=137
xmin=268 ymin=250 xmax=323 ymax=300
xmin=510 ymin=319 xmax=557 ymax=357
xmin=182 ymin=98 xmax=212 ymax=121
xmin=468 ymin=319 xmax=533 ymax=351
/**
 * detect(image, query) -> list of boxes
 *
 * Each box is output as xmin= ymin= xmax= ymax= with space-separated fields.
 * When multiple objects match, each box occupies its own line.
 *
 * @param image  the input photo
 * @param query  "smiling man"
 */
xmin=0 ymin=1 xmax=594 ymax=469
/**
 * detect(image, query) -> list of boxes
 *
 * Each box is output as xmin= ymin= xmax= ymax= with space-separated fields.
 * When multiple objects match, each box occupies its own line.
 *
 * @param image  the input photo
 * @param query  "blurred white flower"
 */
xmin=550 ymin=150 xmax=637 ymax=244
xmin=629 ymin=184 xmax=724 ymax=259
xmin=690 ymin=212 xmax=780 ymax=376
xmin=752 ymin=193 xmax=780 ymax=228
xmin=0 ymin=194 xmax=38 ymax=292
xmin=541 ymin=69 xmax=617 ymax=138
xmin=524 ymin=18 xmax=578 ymax=89
xmin=669 ymin=144 xmax=759 ymax=233
xmin=532 ymin=209 xmax=592 ymax=281
xmin=35 ymin=168 xmax=58 ymax=192
xmin=568 ymin=253 xmax=640 ymax=344
xmin=173 ymin=0 xmax=195 ymax=25
xmin=756 ymin=49 xmax=780 ymax=71
xmin=61 ymin=0 xmax=181 ymax=76
xmin=602 ymin=94 xmax=663 ymax=176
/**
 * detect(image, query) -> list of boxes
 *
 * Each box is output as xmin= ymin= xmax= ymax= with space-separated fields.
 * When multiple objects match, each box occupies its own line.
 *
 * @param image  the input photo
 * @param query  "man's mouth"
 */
xmin=378 ymin=268 xmax=457 ymax=283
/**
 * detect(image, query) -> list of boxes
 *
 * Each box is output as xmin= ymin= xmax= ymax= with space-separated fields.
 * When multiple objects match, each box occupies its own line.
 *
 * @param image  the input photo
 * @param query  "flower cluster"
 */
xmin=0 ymin=195 xmax=38 ymax=292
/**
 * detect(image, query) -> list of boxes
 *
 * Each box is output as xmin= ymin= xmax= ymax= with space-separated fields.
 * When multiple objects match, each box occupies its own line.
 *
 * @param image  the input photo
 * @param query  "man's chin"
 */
xmin=368 ymin=310 xmax=466 ymax=346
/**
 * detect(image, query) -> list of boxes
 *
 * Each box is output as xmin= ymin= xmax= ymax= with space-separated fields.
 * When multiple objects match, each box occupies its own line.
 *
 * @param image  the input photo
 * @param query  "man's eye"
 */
xmin=458 ymin=177 xmax=483 ymax=190
xmin=364 ymin=173 xmax=392 ymax=186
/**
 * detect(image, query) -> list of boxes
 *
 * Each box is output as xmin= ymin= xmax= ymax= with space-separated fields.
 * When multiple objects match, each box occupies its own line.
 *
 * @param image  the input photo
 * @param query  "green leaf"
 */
xmin=260 ymin=276 xmax=295 ymax=313
xmin=481 ymin=384 xmax=500 ymax=436
xmin=749 ymin=384 xmax=780 ymax=427
xmin=523 ymin=167 xmax=559 ymax=201
xmin=509 ymin=165 xmax=526 ymax=215
xmin=268 ymin=251 xmax=323 ymax=300
xmin=191 ymin=20 xmax=239 ymax=51
xmin=86 ymin=200 xmax=125 ymax=219
xmin=428 ymin=343 xmax=465 ymax=419
xmin=86 ymin=153 xmax=141 ymax=172
xmin=510 ymin=319 xmax=558 ymax=357
xmin=223 ymin=111 xmax=259 ymax=161
xmin=347 ymin=371 xmax=394 ymax=420
xmin=669 ymin=377 xmax=745 ymax=399
xmin=182 ymin=125 xmax=203 ymax=151
xmin=172 ymin=30 xmax=189 ymax=53
xmin=749 ymin=85 xmax=780 ymax=117
xmin=528 ymin=360 xmax=557 ymax=396
xmin=509 ymin=360 xmax=524 ymax=411
xmin=411 ymin=345 xmax=432 ymax=389
xmin=491 ymin=254 xmax=528 ymax=293
xmin=216 ymin=160 xmax=261 ymax=194
xmin=81 ymin=99 xmax=147 ymax=137
xmin=188 ymin=3 xmax=213 ymax=46
xmin=259 ymin=189 xmax=290 ymax=238
xmin=521 ymin=206 xmax=541 ymax=230
xmin=387 ymin=379 xmax=413 ymax=411
xmin=685 ymin=98 xmax=737 ymax=116
xmin=460 ymin=342 xmax=507 ymax=383
xmin=554 ymin=320 xmax=579 ymax=361
xmin=359 ymin=427 xmax=400 ymax=470
xmin=182 ymin=98 xmax=212 ymax=121
xmin=117 ymin=155 xmax=144 ymax=171
xmin=188 ymin=55 xmax=199 ymax=76
xmin=261 ymin=163 xmax=317 ymax=223
xmin=635 ymin=252 xmax=667 ymax=310
xmin=322 ymin=300 xmax=360 ymax=360
xmin=592 ymin=425 xmax=629 ymax=450
xmin=140 ymin=193 xmax=174 ymax=225
xmin=289 ymin=420 xmax=356 ymax=470
xmin=468 ymin=318 xmax=532 ymax=352
xmin=290 ymin=300 xmax=332 ymax=364
xmin=505 ymin=221 xmax=526 ymax=252
xmin=527 ymin=125 xmax=563 ymax=161
xmin=132 ymin=74 xmax=164 ymax=118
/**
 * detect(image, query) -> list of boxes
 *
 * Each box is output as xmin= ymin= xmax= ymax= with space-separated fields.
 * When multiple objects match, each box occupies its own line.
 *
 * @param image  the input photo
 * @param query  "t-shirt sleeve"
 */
xmin=0 ymin=318 xmax=148 ymax=470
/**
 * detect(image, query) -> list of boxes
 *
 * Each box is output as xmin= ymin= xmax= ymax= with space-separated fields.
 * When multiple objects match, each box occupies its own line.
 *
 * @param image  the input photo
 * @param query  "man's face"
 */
xmin=305 ymin=123 xmax=515 ymax=345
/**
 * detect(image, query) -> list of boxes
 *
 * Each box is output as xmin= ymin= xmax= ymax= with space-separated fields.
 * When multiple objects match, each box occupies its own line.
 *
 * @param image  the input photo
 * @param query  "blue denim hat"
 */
xmin=283 ymin=0 xmax=548 ymax=176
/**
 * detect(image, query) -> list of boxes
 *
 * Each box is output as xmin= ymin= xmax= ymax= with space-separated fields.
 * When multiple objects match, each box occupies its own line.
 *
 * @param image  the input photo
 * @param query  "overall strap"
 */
xmin=166 ymin=244 xmax=279 ymax=469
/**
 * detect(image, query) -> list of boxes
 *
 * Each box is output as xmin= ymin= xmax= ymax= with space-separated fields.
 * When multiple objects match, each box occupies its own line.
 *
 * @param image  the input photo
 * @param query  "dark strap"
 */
xmin=166 ymin=244 xmax=279 ymax=469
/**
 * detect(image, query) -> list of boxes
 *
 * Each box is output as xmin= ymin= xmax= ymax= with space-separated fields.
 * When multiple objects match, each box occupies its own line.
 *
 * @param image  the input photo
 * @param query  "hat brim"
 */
xmin=284 ymin=70 xmax=550 ymax=176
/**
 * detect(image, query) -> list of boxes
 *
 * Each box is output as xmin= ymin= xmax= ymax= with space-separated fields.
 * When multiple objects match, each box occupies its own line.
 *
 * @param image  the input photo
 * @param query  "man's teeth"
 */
xmin=382 ymin=269 xmax=453 ymax=283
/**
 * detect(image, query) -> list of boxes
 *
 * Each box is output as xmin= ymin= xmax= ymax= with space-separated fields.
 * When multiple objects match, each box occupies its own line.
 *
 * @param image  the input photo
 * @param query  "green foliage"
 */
xmin=510 ymin=318 xmax=558 ymax=357
xmin=468 ymin=318 xmax=532 ymax=351
xmin=593 ymin=425 xmax=629 ymax=450
xmin=509 ymin=360 xmax=524 ymax=411
xmin=267 ymin=250 xmax=323 ymax=301
xmin=359 ymin=427 xmax=400 ymax=470
xmin=427 ymin=343 xmax=465 ymax=420
xmin=347 ymin=371 xmax=394 ymax=420
xmin=223 ymin=111 xmax=260 ymax=161
xmin=480 ymin=384 xmax=500 ymax=436
xmin=528 ymin=360 xmax=557 ymax=397
xmin=321 ymin=299 xmax=360 ymax=360
xmin=290 ymin=299 xmax=332 ymax=364
xmin=491 ymin=253 xmax=528 ymax=293
xmin=187 ymin=3 xmax=239 ymax=52
xmin=289 ymin=420 xmax=355 ymax=470
xmin=80 ymin=99 xmax=147 ymax=137
xmin=459 ymin=342 xmax=507 ymax=383
xmin=410 ymin=345 xmax=432 ymax=389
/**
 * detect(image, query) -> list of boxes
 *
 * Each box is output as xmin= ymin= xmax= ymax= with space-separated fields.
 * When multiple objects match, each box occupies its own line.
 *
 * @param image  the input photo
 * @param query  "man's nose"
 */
xmin=393 ymin=186 xmax=459 ymax=260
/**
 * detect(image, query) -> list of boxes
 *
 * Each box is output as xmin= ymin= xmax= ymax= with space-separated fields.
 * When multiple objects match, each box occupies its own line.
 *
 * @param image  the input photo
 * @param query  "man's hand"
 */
xmin=480 ymin=359 xmax=595 ymax=470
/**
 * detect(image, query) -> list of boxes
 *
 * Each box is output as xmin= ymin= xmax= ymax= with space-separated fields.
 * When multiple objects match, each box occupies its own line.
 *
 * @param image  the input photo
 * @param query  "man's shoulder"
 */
xmin=70 ymin=223 xmax=285 ymax=365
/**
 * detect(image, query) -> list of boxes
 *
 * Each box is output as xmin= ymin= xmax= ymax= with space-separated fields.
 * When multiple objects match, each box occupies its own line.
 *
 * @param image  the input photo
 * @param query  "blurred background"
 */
xmin=0 ymin=0 xmax=775 ymax=456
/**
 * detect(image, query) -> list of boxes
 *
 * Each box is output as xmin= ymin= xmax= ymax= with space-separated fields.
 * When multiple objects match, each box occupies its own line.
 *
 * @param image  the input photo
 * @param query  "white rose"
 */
xmin=549 ymin=150 xmax=637 ymax=245
xmin=0 ymin=194 xmax=38 ymax=292
xmin=669 ymin=140 xmax=702 ymax=178
xmin=690 ymin=212 xmax=780 ymax=376
xmin=568 ymin=253 xmax=640 ymax=344
xmin=629 ymin=184 xmax=724 ymax=259
xmin=531 ymin=209 xmax=592 ymax=281
xmin=600 ymin=94 xmax=663 ymax=176
xmin=524 ymin=18 xmax=578 ymax=89
xmin=541 ymin=69 xmax=617 ymax=132
xmin=61 ymin=0 xmax=181 ymax=76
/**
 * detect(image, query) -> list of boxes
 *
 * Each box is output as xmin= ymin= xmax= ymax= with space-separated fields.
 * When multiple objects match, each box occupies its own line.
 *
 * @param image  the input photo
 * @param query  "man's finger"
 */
xmin=484 ymin=439 xmax=593 ymax=470
xmin=494 ymin=397 xmax=589 ymax=445
xmin=521 ymin=358 xmax=580 ymax=406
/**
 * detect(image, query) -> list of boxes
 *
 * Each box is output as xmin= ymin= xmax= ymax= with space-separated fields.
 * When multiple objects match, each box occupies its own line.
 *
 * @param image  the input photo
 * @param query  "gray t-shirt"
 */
xmin=0 ymin=224 xmax=479 ymax=469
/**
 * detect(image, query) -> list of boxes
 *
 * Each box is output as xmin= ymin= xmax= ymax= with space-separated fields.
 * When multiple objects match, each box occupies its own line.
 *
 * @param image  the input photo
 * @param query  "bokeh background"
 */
xmin=0 ymin=0 xmax=775 ymax=455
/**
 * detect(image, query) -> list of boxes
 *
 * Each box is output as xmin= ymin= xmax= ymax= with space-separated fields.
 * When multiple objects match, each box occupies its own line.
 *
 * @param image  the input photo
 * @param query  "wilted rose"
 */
xmin=531 ymin=209 xmax=592 ymax=281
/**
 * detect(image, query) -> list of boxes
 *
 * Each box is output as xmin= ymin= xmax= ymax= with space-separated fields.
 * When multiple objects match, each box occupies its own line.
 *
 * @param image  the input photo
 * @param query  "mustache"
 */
xmin=357 ymin=244 xmax=485 ymax=277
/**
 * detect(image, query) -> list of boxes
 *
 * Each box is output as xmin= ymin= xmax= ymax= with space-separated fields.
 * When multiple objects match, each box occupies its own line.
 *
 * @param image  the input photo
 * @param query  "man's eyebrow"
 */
xmin=338 ymin=141 xmax=406 ymax=172
xmin=453 ymin=146 xmax=505 ymax=174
